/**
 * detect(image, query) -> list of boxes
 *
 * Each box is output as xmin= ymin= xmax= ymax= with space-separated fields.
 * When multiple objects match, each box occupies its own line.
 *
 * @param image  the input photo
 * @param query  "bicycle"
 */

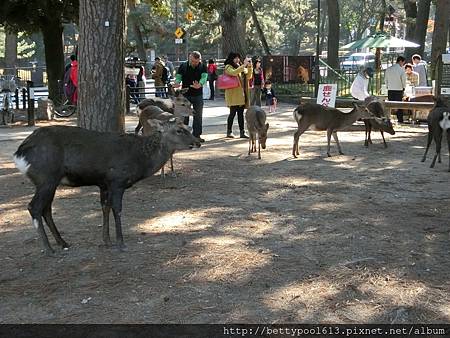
xmin=0 ymin=75 xmax=16 ymax=125
xmin=52 ymin=79 xmax=77 ymax=118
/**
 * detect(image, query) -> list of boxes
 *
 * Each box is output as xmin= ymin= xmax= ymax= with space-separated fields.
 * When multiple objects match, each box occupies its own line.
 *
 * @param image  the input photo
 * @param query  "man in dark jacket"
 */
xmin=174 ymin=51 xmax=208 ymax=142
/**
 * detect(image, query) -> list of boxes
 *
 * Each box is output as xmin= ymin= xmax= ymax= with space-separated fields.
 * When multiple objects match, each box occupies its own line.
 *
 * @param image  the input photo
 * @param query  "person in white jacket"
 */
xmin=350 ymin=67 xmax=374 ymax=101
xmin=385 ymin=56 xmax=406 ymax=123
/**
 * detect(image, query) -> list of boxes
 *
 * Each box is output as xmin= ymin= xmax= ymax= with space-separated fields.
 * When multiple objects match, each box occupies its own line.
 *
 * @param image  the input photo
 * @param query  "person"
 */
xmin=137 ymin=66 xmax=147 ymax=100
xmin=412 ymin=54 xmax=428 ymax=87
xmin=163 ymin=55 xmax=175 ymax=81
xmin=385 ymin=56 xmax=406 ymax=123
xmin=152 ymin=57 xmax=166 ymax=97
xmin=350 ymin=67 xmax=373 ymax=101
xmin=174 ymin=51 xmax=208 ymax=142
xmin=69 ymin=55 xmax=78 ymax=105
xmin=262 ymin=80 xmax=277 ymax=113
xmin=207 ymin=59 xmax=218 ymax=100
xmin=404 ymin=63 xmax=419 ymax=87
xmin=250 ymin=58 xmax=264 ymax=106
xmin=223 ymin=52 xmax=252 ymax=138
xmin=65 ymin=54 xmax=76 ymax=72
xmin=126 ymin=74 xmax=139 ymax=104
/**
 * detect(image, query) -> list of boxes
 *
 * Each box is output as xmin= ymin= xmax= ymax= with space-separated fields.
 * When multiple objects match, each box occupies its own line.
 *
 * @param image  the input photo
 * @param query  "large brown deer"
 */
xmin=292 ymin=102 xmax=372 ymax=158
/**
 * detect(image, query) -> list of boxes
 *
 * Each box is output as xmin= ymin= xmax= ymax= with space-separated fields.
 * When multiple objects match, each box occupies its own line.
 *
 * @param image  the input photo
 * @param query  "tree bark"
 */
xmin=221 ymin=0 xmax=247 ymax=57
xmin=41 ymin=19 xmax=65 ymax=101
xmin=4 ymin=32 xmax=17 ymax=75
xmin=326 ymin=0 xmax=340 ymax=69
xmin=403 ymin=0 xmax=417 ymax=42
xmin=413 ymin=0 xmax=431 ymax=57
xmin=245 ymin=0 xmax=270 ymax=55
xmin=78 ymin=0 xmax=127 ymax=133
xmin=430 ymin=0 xmax=450 ymax=80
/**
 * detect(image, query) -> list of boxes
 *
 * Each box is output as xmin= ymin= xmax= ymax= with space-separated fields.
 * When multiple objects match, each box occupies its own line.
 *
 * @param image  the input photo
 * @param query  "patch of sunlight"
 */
xmin=0 ymin=208 xmax=30 ymax=232
xmin=192 ymin=234 xmax=249 ymax=246
xmin=412 ymin=145 xmax=425 ymax=149
xmin=262 ymin=281 xmax=339 ymax=311
xmin=137 ymin=211 xmax=207 ymax=233
xmin=178 ymin=241 xmax=271 ymax=283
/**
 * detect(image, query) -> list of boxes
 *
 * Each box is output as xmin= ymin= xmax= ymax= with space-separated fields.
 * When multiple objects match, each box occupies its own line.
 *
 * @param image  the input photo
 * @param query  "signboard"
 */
xmin=175 ymin=38 xmax=184 ymax=44
xmin=317 ymin=84 xmax=337 ymax=107
xmin=262 ymin=55 xmax=314 ymax=84
xmin=174 ymin=27 xmax=186 ymax=39
xmin=186 ymin=11 xmax=193 ymax=22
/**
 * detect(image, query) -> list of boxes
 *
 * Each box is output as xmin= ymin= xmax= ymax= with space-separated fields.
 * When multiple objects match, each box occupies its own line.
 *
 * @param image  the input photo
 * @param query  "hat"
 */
xmin=365 ymin=67 xmax=374 ymax=78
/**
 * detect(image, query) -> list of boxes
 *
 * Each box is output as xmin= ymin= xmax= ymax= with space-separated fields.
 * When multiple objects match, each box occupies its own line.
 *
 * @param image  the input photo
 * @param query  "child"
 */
xmin=262 ymin=80 xmax=277 ymax=113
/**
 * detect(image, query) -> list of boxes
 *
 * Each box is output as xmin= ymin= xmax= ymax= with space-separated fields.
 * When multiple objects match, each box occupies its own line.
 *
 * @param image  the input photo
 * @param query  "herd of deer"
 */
xmin=12 ymin=92 xmax=450 ymax=254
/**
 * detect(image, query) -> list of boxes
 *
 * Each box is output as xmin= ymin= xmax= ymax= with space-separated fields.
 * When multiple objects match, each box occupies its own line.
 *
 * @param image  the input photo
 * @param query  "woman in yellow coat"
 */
xmin=224 ymin=52 xmax=253 ymax=138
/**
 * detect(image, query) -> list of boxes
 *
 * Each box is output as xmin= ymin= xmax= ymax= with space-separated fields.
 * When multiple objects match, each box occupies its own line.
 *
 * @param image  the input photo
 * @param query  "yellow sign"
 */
xmin=186 ymin=11 xmax=193 ymax=22
xmin=174 ymin=27 xmax=185 ymax=39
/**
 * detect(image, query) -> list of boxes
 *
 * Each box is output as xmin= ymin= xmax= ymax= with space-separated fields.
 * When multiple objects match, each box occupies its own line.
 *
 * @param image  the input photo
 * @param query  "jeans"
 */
xmin=388 ymin=90 xmax=404 ymax=122
xmin=183 ymin=94 xmax=203 ymax=137
xmin=250 ymin=85 xmax=262 ymax=106
xmin=208 ymin=80 xmax=215 ymax=100
xmin=227 ymin=105 xmax=245 ymax=132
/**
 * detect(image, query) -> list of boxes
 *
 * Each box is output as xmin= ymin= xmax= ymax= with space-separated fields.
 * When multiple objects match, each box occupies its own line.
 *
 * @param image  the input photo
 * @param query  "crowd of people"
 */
xmin=351 ymin=53 xmax=429 ymax=123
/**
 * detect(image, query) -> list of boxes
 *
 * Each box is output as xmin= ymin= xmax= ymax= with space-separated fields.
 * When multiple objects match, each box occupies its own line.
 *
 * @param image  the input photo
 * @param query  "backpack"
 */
xmin=161 ymin=66 xmax=170 ymax=83
xmin=63 ymin=66 xmax=76 ymax=99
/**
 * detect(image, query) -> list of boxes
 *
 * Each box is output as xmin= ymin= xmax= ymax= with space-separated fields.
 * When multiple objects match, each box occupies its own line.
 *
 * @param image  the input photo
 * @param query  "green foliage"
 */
xmin=0 ymin=0 xmax=79 ymax=33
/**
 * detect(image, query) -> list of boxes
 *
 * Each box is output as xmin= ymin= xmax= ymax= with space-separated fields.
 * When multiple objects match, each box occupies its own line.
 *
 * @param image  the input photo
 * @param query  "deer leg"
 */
xmin=438 ymin=134 xmax=442 ymax=163
xmin=364 ymin=120 xmax=369 ymax=147
xmin=248 ymin=137 xmax=251 ymax=155
xmin=430 ymin=130 xmax=442 ymax=168
xmin=110 ymin=187 xmax=126 ymax=250
xmin=100 ymin=187 xmax=112 ymax=247
xmin=368 ymin=123 xmax=373 ymax=144
xmin=421 ymin=129 xmax=433 ymax=162
xmin=43 ymin=204 xmax=69 ymax=249
xmin=293 ymin=124 xmax=308 ymax=158
xmin=28 ymin=183 xmax=59 ymax=255
xmin=258 ymin=139 xmax=261 ymax=159
xmin=332 ymin=131 xmax=344 ymax=155
xmin=134 ymin=121 xmax=142 ymax=135
xmin=380 ymin=130 xmax=387 ymax=148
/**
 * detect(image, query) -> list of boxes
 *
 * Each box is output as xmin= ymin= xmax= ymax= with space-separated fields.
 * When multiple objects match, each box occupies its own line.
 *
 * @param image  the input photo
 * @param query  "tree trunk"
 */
xmin=326 ymin=0 xmax=340 ymax=69
xmin=4 ymin=32 xmax=17 ymax=75
xmin=41 ymin=19 xmax=65 ymax=101
xmin=78 ymin=0 xmax=127 ymax=133
xmin=379 ymin=0 xmax=386 ymax=32
xmin=413 ymin=0 xmax=431 ymax=57
xmin=403 ymin=0 xmax=417 ymax=42
xmin=430 ymin=0 xmax=450 ymax=80
xmin=245 ymin=0 xmax=270 ymax=55
xmin=221 ymin=0 xmax=247 ymax=57
xmin=319 ymin=0 xmax=327 ymax=55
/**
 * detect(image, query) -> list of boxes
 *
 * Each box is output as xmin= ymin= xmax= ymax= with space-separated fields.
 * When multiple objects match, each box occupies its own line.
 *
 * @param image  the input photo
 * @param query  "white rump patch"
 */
xmin=439 ymin=112 xmax=450 ymax=130
xmin=32 ymin=219 xmax=39 ymax=229
xmin=13 ymin=155 xmax=30 ymax=175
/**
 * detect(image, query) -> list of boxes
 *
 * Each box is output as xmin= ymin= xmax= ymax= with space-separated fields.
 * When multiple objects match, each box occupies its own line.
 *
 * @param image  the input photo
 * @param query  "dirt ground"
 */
xmin=1 ymin=102 xmax=449 ymax=324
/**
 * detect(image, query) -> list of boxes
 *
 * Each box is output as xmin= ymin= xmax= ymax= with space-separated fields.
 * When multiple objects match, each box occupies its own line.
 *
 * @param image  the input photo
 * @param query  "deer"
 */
xmin=421 ymin=96 xmax=450 ymax=171
xmin=363 ymin=97 xmax=395 ymax=148
xmin=134 ymin=88 xmax=193 ymax=135
xmin=137 ymin=105 xmax=185 ymax=177
xmin=292 ymin=102 xmax=373 ymax=158
xmin=13 ymin=122 xmax=200 ymax=255
xmin=245 ymin=106 xmax=269 ymax=159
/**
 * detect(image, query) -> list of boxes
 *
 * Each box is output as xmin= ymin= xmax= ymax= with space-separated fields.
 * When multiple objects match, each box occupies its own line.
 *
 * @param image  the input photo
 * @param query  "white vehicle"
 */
xmin=341 ymin=52 xmax=376 ymax=71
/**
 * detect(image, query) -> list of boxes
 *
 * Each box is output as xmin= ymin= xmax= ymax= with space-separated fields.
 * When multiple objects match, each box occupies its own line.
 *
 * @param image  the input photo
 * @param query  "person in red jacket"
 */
xmin=69 ymin=57 xmax=78 ymax=104
xmin=207 ymin=59 xmax=218 ymax=100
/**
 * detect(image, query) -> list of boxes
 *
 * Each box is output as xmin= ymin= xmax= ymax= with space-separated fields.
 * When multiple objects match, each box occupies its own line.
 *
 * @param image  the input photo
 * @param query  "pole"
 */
xmin=175 ymin=0 xmax=179 ymax=61
xmin=314 ymin=0 xmax=321 ymax=97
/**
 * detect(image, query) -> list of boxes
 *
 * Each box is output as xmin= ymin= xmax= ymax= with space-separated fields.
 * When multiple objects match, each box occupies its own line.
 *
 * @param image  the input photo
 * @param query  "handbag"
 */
xmin=217 ymin=74 xmax=240 ymax=90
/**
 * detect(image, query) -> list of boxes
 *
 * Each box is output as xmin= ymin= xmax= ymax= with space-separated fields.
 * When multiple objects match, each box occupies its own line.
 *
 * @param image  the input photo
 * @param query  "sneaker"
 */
xmin=226 ymin=133 xmax=235 ymax=138
xmin=197 ymin=137 xmax=205 ymax=143
xmin=240 ymin=132 xmax=249 ymax=139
